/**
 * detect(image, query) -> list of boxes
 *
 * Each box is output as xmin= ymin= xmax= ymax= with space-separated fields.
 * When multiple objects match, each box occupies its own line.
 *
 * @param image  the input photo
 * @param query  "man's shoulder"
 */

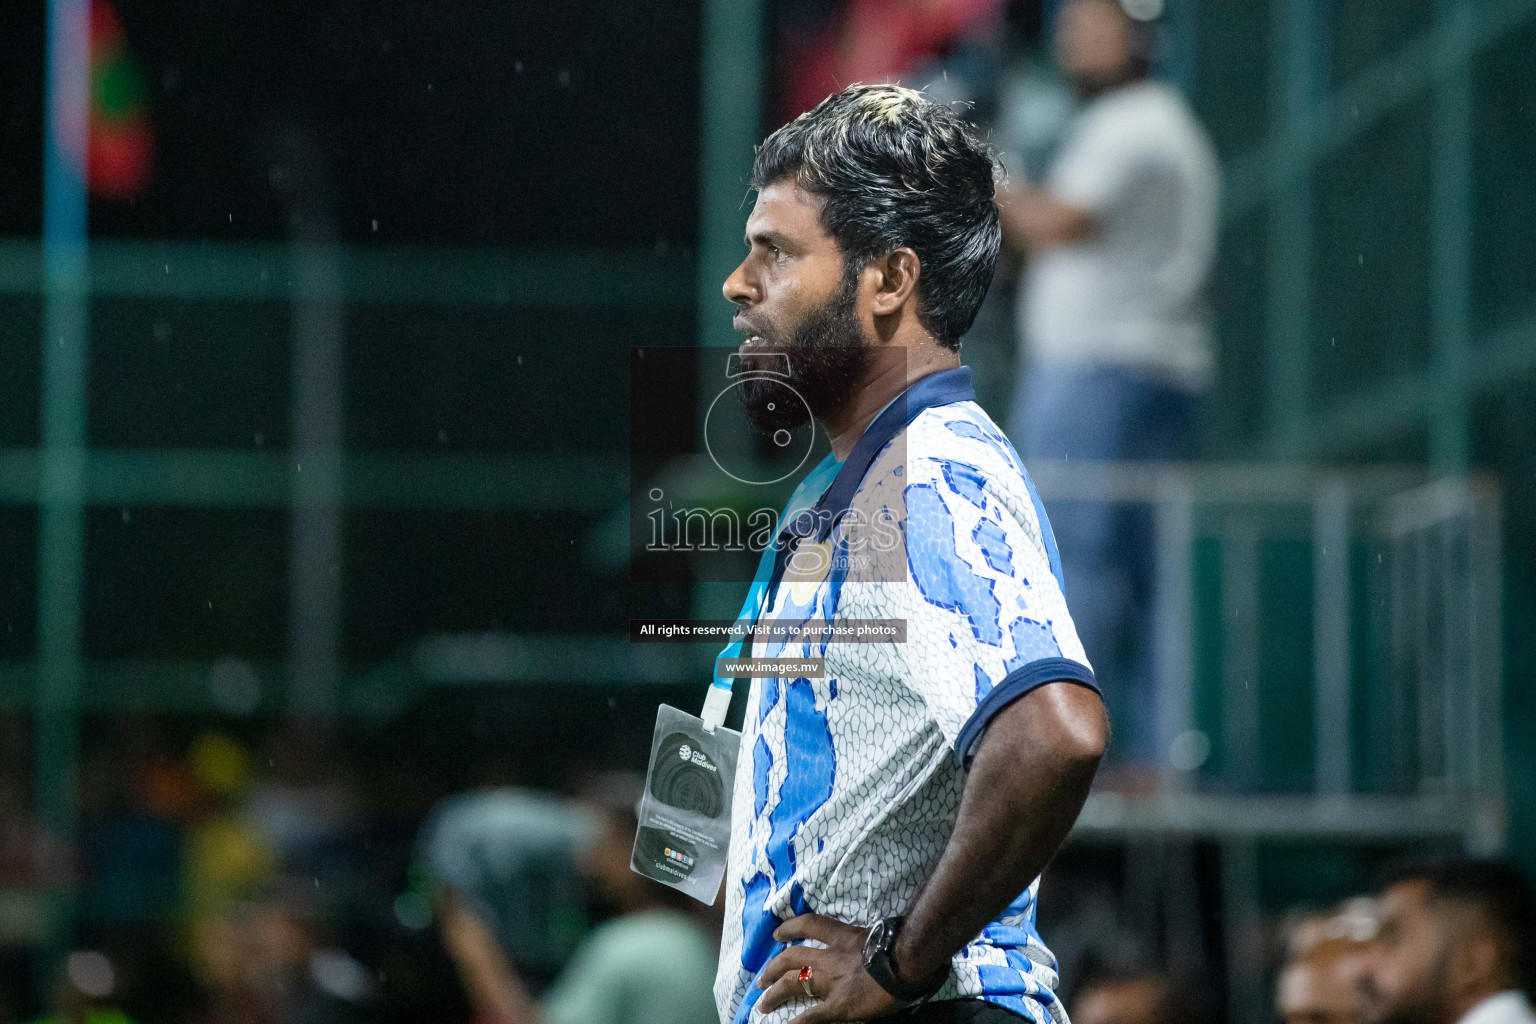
xmin=1092 ymin=80 xmax=1190 ymax=122
xmin=545 ymin=911 xmax=718 ymax=1024
xmin=579 ymin=909 xmax=711 ymax=961
xmin=903 ymin=402 xmax=1028 ymax=484
xmin=843 ymin=402 xmax=1035 ymax=521
xmin=1077 ymin=81 xmax=1210 ymax=155
xmin=846 ymin=401 xmax=1042 ymax=551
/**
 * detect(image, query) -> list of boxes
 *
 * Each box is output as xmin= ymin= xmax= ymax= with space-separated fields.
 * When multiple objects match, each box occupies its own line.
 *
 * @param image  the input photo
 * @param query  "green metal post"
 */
xmin=1429 ymin=0 xmax=1474 ymax=476
xmin=1265 ymin=0 xmax=1318 ymax=458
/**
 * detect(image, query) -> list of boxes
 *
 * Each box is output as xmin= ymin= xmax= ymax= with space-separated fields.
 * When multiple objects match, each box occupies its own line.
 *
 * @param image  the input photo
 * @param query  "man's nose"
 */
xmin=1355 ymin=951 xmax=1382 ymax=988
xmin=722 ymin=259 xmax=758 ymax=306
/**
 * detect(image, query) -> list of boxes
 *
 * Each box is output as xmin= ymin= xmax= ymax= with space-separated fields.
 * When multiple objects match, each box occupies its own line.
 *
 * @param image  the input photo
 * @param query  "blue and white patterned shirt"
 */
xmin=714 ymin=370 xmax=1097 ymax=1024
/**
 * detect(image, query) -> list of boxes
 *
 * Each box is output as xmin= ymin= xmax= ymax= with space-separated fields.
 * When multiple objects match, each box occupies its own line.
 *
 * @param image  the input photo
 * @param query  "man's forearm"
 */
xmin=439 ymin=893 xmax=543 ymax=1024
xmin=892 ymin=682 xmax=1108 ymax=984
xmin=997 ymin=185 xmax=1097 ymax=251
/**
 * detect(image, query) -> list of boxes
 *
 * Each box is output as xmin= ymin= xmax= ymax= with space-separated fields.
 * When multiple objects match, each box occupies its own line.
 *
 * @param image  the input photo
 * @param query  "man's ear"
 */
xmin=1460 ymin=931 xmax=1504 ymax=992
xmin=1441 ymin=921 xmax=1502 ymax=1005
xmin=869 ymin=247 xmax=921 ymax=317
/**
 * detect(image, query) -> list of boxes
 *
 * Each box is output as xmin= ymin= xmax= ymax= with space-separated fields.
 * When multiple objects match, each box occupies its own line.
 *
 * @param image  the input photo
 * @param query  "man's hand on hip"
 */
xmin=755 ymin=914 xmax=910 ymax=1024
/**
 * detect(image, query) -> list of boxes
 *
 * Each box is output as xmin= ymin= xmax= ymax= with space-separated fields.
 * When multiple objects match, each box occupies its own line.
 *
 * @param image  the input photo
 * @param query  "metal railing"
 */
xmin=1027 ymin=462 xmax=1505 ymax=831
xmin=1030 ymin=461 xmax=1503 ymax=1024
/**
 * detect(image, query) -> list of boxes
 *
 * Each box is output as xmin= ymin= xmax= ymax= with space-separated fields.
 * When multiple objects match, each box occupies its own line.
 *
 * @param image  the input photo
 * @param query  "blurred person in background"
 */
xmin=1069 ymin=965 xmax=1219 ymax=1024
xmin=189 ymin=910 xmax=254 ymax=1024
xmin=242 ymin=724 xmax=361 ymax=888
xmin=435 ymin=772 xmax=717 ymax=1024
xmin=998 ymin=0 xmax=1219 ymax=767
xmin=189 ymin=885 xmax=375 ymax=1024
xmin=1358 ymin=860 xmax=1536 ymax=1024
xmin=1070 ymin=968 xmax=1168 ymax=1024
xmin=417 ymin=784 xmax=595 ymax=990
xmin=1278 ymin=902 xmax=1373 ymax=1024
xmin=243 ymin=889 xmax=375 ymax=1024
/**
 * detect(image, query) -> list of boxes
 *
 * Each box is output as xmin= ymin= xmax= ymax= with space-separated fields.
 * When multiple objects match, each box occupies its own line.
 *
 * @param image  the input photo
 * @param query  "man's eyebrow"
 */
xmin=745 ymin=229 xmax=791 ymax=248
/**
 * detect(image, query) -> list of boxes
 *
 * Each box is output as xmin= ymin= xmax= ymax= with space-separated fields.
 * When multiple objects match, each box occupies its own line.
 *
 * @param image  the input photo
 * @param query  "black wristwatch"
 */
xmin=861 ymin=916 xmax=947 ymax=1003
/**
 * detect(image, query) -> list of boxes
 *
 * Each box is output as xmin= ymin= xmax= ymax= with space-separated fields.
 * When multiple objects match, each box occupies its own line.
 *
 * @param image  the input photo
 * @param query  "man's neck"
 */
xmin=821 ymin=343 xmax=961 ymax=461
xmin=1074 ymin=66 xmax=1150 ymax=102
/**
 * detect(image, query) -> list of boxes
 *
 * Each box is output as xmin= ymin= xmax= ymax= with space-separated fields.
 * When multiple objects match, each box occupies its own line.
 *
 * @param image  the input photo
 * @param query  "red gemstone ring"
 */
xmin=799 ymin=965 xmax=815 ymax=1000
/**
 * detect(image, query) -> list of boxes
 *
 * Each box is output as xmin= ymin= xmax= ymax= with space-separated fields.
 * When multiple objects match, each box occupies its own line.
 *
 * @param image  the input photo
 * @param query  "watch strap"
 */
xmin=862 ymin=917 xmax=947 ymax=1003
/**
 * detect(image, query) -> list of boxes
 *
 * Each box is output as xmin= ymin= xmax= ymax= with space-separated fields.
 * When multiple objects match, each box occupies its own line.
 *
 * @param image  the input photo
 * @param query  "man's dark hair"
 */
xmin=751 ymin=83 xmax=1001 ymax=351
xmin=1379 ymin=858 xmax=1536 ymax=993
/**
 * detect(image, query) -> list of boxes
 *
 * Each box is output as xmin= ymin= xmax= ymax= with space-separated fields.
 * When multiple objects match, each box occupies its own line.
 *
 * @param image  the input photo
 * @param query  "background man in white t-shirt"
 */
xmin=997 ymin=0 xmax=1220 ymax=765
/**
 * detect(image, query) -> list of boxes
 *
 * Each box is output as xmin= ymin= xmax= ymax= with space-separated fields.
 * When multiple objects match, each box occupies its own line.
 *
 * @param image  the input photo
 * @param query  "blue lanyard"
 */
xmin=702 ymin=366 xmax=976 ymax=724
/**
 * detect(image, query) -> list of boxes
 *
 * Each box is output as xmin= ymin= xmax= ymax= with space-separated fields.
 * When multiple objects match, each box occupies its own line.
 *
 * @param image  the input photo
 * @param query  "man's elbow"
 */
xmin=1058 ymin=693 xmax=1110 ymax=767
xmin=997 ymin=191 xmax=1097 ymax=250
xmin=1028 ymin=200 xmax=1097 ymax=248
xmin=988 ymin=682 xmax=1110 ymax=769
xmin=1043 ymin=206 xmax=1097 ymax=246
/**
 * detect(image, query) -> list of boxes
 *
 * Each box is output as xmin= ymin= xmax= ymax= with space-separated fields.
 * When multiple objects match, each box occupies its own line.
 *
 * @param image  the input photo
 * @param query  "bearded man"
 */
xmin=707 ymin=83 xmax=1108 ymax=1024
xmin=1357 ymin=861 xmax=1536 ymax=1024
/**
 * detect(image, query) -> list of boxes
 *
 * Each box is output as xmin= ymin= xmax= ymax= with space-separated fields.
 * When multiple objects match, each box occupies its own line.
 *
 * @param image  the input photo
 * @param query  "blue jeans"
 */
xmin=1008 ymin=365 xmax=1204 ymax=765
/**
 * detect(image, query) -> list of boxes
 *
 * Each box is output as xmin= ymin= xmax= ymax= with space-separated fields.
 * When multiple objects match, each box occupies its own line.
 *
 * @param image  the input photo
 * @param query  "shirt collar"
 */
xmin=779 ymin=365 xmax=975 ymax=546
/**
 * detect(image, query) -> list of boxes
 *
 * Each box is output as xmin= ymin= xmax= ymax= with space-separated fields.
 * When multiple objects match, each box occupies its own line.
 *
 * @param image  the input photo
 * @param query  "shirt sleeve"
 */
xmin=894 ymin=454 xmax=1098 ymax=766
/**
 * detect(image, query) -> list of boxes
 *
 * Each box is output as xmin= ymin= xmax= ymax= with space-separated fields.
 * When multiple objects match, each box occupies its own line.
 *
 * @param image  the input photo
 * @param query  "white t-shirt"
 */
xmin=714 ymin=393 xmax=1095 ymax=1024
xmin=1019 ymin=80 xmax=1221 ymax=391
xmin=1458 ymin=992 xmax=1536 ymax=1024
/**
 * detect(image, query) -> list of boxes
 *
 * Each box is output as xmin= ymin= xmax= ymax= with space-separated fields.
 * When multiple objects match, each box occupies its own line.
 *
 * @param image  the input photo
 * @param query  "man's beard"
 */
xmin=1358 ymin=972 xmax=1451 ymax=1024
xmin=1364 ymin=998 xmax=1449 ymax=1024
xmin=737 ymin=270 xmax=871 ymax=438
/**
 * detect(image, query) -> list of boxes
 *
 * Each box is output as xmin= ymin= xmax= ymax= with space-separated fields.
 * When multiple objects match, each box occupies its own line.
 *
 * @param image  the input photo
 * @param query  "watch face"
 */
xmin=862 ymin=920 xmax=887 ymax=964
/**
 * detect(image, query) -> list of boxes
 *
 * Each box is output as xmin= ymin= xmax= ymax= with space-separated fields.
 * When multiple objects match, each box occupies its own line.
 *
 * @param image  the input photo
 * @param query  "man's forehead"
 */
xmin=1380 ymin=879 xmax=1435 ymax=919
xmin=746 ymin=183 xmax=826 ymax=236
